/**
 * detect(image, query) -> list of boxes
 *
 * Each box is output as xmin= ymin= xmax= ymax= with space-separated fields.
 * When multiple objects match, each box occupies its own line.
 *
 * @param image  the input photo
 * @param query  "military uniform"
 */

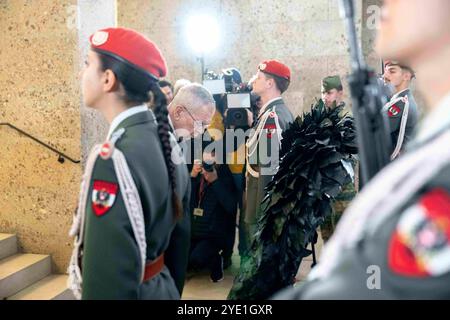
xmin=384 ymin=88 xmax=419 ymax=160
xmin=68 ymin=28 xmax=191 ymax=300
xmin=274 ymin=92 xmax=450 ymax=299
xmin=68 ymin=107 xmax=190 ymax=300
xmin=320 ymin=154 xmax=357 ymax=242
xmin=319 ymin=76 xmax=358 ymax=242
xmin=245 ymin=94 xmax=294 ymax=244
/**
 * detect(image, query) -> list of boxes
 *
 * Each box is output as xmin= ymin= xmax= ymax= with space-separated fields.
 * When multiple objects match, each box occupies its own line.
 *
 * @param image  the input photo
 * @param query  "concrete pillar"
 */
xmin=78 ymin=0 xmax=116 ymax=162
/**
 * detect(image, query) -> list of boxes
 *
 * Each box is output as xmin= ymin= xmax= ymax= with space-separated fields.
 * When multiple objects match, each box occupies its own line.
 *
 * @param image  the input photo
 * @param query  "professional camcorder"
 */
xmin=203 ymin=68 xmax=258 ymax=129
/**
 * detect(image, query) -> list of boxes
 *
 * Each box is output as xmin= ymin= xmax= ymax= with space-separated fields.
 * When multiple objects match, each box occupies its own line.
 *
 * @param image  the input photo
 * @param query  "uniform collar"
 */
xmin=391 ymin=88 xmax=410 ymax=101
xmin=107 ymin=105 xmax=149 ymax=139
xmin=414 ymin=91 xmax=450 ymax=146
xmin=258 ymin=96 xmax=283 ymax=118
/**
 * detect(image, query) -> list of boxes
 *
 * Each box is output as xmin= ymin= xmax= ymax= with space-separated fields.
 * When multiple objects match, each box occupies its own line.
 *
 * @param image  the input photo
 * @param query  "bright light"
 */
xmin=186 ymin=14 xmax=220 ymax=55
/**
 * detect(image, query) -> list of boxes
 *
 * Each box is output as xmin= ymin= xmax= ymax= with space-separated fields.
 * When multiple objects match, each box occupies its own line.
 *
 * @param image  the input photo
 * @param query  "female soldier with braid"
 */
xmin=68 ymin=28 xmax=191 ymax=299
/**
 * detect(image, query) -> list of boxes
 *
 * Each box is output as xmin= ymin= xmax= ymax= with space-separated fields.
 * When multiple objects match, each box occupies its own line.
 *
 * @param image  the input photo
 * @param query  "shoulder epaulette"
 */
xmin=100 ymin=128 xmax=126 ymax=160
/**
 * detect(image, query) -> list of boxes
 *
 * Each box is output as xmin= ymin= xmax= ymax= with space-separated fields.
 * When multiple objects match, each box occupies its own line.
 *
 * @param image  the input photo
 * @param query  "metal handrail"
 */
xmin=0 ymin=122 xmax=81 ymax=164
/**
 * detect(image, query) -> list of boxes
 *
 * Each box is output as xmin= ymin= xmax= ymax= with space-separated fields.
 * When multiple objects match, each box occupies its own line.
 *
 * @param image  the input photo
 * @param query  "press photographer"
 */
xmin=202 ymin=67 xmax=259 ymax=264
xmin=188 ymin=151 xmax=238 ymax=282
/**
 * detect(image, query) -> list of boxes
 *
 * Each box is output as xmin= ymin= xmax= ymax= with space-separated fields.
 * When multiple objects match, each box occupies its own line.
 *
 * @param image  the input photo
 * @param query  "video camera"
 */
xmin=203 ymin=68 xmax=257 ymax=129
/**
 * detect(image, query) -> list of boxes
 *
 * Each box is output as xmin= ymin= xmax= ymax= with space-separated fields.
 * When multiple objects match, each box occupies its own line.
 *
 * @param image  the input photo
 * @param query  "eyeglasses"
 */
xmin=182 ymin=106 xmax=209 ymax=130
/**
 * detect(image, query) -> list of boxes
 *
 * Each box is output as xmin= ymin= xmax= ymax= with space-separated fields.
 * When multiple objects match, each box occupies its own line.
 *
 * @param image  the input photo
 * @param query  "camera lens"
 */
xmin=202 ymin=161 xmax=214 ymax=172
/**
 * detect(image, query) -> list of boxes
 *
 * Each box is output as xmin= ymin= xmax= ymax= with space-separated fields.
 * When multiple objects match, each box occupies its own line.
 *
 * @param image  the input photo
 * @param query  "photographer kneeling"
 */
xmin=188 ymin=151 xmax=238 ymax=282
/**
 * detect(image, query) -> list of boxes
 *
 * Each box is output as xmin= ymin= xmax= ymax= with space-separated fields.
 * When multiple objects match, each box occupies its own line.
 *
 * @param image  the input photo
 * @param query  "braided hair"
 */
xmin=150 ymin=82 xmax=182 ymax=220
xmin=98 ymin=51 xmax=182 ymax=220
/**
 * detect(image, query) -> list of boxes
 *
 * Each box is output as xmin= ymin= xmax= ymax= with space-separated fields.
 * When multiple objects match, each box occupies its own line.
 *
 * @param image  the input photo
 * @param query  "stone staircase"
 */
xmin=0 ymin=233 xmax=74 ymax=300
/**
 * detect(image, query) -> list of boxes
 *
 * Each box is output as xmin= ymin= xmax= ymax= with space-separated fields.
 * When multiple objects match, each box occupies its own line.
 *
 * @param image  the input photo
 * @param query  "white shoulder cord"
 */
xmin=67 ymin=145 xmax=101 ymax=300
xmin=391 ymin=96 xmax=410 ymax=160
xmin=67 ymin=131 xmax=147 ymax=299
xmin=112 ymin=149 xmax=147 ymax=282
xmin=245 ymin=107 xmax=283 ymax=178
xmin=309 ymin=130 xmax=450 ymax=281
xmin=246 ymin=110 xmax=270 ymax=178
xmin=246 ymin=110 xmax=271 ymax=154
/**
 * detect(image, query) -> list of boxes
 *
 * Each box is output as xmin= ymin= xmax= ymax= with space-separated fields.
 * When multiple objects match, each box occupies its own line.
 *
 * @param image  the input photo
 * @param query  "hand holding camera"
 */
xmin=192 ymin=158 xmax=218 ymax=183
xmin=201 ymin=153 xmax=218 ymax=183
xmin=191 ymin=159 xmax=203 ymax=178
xmin=202 ymin=164 xmax=218 ymax=183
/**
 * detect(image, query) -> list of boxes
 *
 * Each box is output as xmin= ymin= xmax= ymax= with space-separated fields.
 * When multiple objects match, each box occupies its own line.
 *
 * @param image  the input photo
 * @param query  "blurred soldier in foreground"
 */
xmin=275 ymin=0 xmax=450 ymax=299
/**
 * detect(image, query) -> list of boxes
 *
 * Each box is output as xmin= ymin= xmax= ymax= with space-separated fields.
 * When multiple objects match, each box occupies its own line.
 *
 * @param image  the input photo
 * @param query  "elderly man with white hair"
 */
xmin=167 ymin=83 xmax=215 ymax=139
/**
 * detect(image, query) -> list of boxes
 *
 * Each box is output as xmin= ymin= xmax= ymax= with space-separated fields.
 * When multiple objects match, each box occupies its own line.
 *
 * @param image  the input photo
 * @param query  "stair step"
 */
xmin=0 ymin=253 xmax=51 ymax=299
xmin=7 ymin=275 xmax=75 ymax=300
xmin=0 ymin=234 xmax=17 ymax=260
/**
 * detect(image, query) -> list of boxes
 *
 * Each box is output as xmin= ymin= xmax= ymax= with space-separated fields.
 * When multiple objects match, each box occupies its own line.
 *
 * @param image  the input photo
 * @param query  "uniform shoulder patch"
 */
xmin=388 ymin=188 xmax=450 ymax=277
xmin=99 ymin=128 xmax=126 ymax=160
xmin=92 ymin=180 xmax=119 ymax=216
xmin=388 ymin=104 xmax=402 ymax=117
xmin=263 ymin=121 xmax=277 ymax=139
xmin=99 ymin=142 xmax=114 ymax=160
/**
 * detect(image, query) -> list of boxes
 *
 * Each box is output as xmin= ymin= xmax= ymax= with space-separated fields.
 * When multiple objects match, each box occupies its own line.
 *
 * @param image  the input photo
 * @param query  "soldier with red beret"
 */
xmin=68 ymin=27 xmax=191 ymax=299
xmin=244 ymin=59 xmax=294 ymax=250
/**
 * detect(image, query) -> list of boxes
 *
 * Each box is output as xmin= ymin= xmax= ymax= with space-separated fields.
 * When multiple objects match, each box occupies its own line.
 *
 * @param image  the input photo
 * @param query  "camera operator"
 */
xmin=203 ymin=68 xmax=259 ymax=266
xmin=188 ymin=150 xmax=238 ymax=282
xmin=244 ymin=60 xmax=294 ymax=248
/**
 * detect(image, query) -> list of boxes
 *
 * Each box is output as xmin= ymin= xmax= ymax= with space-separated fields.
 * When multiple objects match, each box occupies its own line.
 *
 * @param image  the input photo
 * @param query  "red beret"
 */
xmin=89 ymin=27 xmax=167 ymax=80
xmin=258 ymin=59 xmax=291 ymax=81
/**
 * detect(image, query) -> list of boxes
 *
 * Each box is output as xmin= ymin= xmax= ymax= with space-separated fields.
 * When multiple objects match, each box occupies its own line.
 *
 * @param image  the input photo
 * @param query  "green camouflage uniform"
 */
xmin=319 ymin=76 xmax=358 ymax=242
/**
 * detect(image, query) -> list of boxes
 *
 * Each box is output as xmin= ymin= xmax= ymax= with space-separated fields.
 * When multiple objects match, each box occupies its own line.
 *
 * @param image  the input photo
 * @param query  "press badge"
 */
xmin=193 ymin=208 xmax=204 ymax=217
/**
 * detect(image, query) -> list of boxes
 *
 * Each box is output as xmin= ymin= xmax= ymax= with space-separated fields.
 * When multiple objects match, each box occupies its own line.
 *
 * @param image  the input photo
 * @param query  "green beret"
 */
xmin=322 ymin=75 xmax=343 ymax=92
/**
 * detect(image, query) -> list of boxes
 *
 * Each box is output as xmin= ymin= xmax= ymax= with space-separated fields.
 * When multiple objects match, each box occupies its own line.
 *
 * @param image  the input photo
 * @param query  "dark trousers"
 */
xmin=189 ymin=237 xmax=223 ymax=273
xmin=222 ymin=216 xmax=237 ymax=262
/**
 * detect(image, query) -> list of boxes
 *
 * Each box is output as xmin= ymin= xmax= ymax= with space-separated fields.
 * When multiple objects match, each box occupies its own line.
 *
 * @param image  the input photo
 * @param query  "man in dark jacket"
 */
xmin=188 ymin=152 xmax=238 ymax=282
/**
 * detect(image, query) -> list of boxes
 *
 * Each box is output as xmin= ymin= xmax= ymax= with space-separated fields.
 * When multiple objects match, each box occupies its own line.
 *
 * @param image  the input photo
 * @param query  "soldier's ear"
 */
xmin=403 ymin=70 xmax=413 ymax=82
xmin=266 ymin=77 xmax=275 ymax=89
xmin=102 ymin=69 xmax=119 ymax=92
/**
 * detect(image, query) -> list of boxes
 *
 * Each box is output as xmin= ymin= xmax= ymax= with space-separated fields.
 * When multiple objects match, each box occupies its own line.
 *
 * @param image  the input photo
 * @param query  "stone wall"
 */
xmin=118 ymin=0 xmax=364 ymax=116
xmin=0 ymin=0 xmax=115 ymax=272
